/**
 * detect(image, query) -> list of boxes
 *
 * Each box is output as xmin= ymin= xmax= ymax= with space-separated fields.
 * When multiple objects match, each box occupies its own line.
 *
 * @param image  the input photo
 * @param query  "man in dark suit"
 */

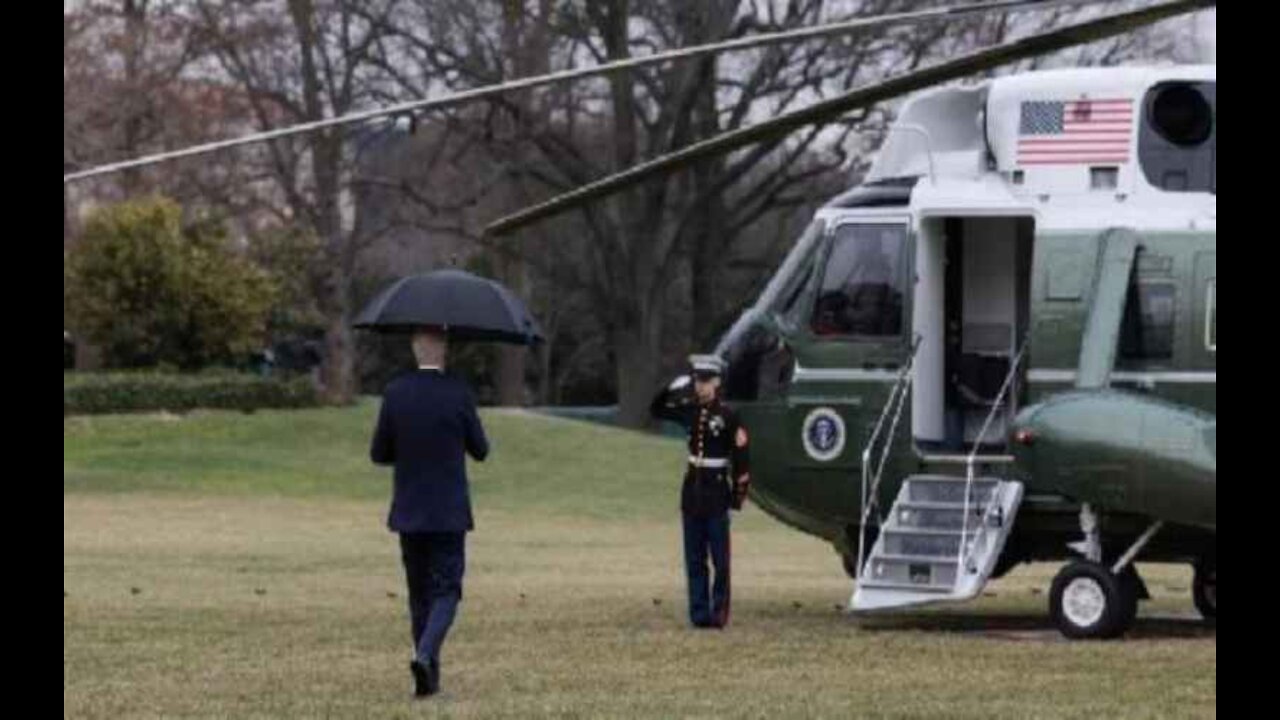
xmin=371 ymin=326 xmax=489 ymax=698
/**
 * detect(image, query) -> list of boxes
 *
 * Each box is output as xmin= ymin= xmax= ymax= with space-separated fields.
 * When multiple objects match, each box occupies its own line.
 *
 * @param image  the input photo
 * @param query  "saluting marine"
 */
xmin=649 ymin=355 xmax=751 ymax=629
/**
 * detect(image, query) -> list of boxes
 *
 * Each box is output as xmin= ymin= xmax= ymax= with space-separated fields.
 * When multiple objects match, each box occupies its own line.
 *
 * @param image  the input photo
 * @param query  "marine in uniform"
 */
xmin=649 ymin=355 xmax=751 ymax=629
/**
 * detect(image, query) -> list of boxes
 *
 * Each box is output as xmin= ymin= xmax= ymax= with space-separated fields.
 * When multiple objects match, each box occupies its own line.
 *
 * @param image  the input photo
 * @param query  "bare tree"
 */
xmin=357 ymin=0 xmax=947 ymax=426
xmin=190 ymin=0 xmax=400 ymax=402
xmin=66 ymin=0 xmax=1208 ymax=406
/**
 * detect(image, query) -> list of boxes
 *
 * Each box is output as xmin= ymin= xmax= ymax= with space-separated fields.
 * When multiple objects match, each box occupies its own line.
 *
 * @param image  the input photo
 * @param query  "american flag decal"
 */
xmin=1017 ymin=98 xmax=1133 ymax=165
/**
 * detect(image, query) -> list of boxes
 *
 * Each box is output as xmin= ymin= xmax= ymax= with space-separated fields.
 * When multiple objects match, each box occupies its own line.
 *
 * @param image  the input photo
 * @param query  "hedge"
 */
xmin=64 ymin=370 xmax=320 ymax=416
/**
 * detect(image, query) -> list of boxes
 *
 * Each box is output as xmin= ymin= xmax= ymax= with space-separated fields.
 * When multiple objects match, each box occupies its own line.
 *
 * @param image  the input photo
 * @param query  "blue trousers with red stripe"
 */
xmin=682 ymin=511 xmax=730 ymax=627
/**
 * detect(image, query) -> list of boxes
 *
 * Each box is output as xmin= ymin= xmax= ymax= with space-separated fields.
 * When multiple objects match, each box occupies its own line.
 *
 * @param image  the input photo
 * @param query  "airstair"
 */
xmin=852 ymin=473 xmax=1023 ymax=610
xmin=850 ymin=338 xmax=1026 ymax=612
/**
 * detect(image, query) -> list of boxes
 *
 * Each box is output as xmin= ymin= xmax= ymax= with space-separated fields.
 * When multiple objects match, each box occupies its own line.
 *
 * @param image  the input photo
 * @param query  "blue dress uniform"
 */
xmin=650 ymin=356 xmax=751 ymax=628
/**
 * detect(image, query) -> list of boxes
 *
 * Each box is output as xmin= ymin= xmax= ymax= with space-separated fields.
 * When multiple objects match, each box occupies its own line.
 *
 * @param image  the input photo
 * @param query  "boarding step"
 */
xmin=890 ymin=501 xmax=995 ymax=531
xmin=903 ymin=475 xmax=1001 ymax=504
xmin=852 ymin=476 xmax=1024 ymax=612
xmin=880 ymin=528 xmax=964 ymax=557
xmin=858 ymin=555 xmax=961 ymax=591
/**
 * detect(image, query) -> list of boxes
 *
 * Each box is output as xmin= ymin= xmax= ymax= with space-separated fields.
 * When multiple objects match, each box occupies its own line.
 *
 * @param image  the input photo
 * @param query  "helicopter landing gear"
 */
xmin=1066 ymin=503 xmax=1102 ymax=562
xmin=1116 ymin=562 xmax=1151 ymax=601
xmin=1050 ymin=560 xmax=1136 ymax=639
xmin=1051 ymin=516 xmax=1163 ymax=639
xmin=1193 ymin=555 xmax=1216 ymax=622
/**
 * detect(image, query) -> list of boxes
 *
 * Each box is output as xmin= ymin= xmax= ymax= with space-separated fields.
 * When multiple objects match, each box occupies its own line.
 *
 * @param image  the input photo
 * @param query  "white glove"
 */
xmin=669 ymin=375 xmax=692 ymax=391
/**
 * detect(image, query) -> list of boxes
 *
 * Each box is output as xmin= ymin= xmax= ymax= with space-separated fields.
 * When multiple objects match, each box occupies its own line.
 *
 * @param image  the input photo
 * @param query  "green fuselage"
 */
xmin=718 ymin=222 xmax=1216 ymax=569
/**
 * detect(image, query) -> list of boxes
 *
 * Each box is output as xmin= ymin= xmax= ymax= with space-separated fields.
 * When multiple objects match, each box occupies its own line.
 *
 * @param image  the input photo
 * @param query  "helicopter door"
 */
xmin=913 ymin=216 xmax=1034 ymax=453
xmin=788 ymin=220 xmax=912 ymax=473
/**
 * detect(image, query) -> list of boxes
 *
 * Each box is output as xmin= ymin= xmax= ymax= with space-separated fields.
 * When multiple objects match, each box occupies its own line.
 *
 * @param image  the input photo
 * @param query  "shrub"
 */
xmin=64 ymin=370 xmax=319 ymax=416
xmin=64 ymin=197 xmax=278 ymax=370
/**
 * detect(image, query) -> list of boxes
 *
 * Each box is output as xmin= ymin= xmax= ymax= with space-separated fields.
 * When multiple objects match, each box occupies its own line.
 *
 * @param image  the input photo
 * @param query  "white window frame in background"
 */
xmin=1205 ymin=279 xmax=1216 ymax=352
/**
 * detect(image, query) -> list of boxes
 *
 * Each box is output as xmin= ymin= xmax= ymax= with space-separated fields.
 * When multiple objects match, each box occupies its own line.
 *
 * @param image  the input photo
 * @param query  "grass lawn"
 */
xmin=64 ymin=402 xmax=1215 ymax=718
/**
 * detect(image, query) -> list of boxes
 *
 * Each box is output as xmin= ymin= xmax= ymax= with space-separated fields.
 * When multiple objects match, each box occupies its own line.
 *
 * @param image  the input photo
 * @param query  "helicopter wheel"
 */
xmin=1049 ymin=561 xmax=1137 ymax=640
xmin=1193 ymin=557 xmax=1216 ymax=622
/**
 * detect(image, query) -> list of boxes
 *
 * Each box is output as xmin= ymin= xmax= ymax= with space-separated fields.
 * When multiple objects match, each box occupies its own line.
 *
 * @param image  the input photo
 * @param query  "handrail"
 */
xmin=861 ymin=337 xmax=921 ymax=472
xmin=957 ymin=341 xmax=1028 ymax=575
xmin=856 ymin=334 xmax=923 ymax=582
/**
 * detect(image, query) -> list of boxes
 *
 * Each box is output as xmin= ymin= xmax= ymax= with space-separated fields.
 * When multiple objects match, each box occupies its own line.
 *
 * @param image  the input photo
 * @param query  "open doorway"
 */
xmin=913 ymin=216 xmax=1034 ymax=454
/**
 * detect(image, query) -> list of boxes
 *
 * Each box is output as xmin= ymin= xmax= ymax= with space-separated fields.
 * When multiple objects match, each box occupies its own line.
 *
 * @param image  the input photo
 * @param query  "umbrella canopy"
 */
xmin=353 ymin=269 xmax=544 ymax=345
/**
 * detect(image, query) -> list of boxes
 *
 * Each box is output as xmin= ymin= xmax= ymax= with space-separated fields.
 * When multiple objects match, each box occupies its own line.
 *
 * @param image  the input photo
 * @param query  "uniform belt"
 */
xmin=688 ymin=456 xmax=729 ymax=468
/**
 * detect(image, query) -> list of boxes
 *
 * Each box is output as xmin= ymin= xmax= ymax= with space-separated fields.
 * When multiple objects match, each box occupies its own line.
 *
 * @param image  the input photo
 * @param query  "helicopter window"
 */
xmin=810 ymin=224 xmax=906 ymax=338
xmin=1119 ymin=280 xmax=1176 ymax=361
xmin=781 ymin=263 xmax=815 ymax=319
xmin=1089 ymin=167 xmax=1118 ymax=190
xmin=758 ymin=220 xmax=824 ymax=313
xmin=720 ymin=321 xmax=791 ymax=402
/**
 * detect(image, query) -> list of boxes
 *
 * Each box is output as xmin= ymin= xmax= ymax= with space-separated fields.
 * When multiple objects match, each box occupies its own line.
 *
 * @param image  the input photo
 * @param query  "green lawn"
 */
xmin=64 ymin=402 xmax=1216 ymax=718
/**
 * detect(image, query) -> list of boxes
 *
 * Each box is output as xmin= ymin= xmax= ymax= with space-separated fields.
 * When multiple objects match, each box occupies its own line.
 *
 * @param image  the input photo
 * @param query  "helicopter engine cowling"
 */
xmin=1010 ymin=389 xmax=1215 ymax=530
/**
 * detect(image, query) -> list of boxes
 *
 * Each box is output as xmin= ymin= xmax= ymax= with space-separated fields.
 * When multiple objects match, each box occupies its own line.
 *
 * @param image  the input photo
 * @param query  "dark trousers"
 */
xmin=399 ymin=532 xmax=466 ymax=664
xmin=682 ymin=511 xmax=730 ymax=627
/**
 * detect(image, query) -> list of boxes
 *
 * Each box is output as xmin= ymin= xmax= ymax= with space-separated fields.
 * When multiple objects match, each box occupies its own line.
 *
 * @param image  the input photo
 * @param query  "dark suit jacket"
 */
xmin=371 ymin=369 xmax=489 ymax=533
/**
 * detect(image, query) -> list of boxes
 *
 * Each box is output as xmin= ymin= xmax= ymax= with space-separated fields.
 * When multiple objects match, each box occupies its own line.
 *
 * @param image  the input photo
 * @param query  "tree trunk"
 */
xmin=493 ymin=249 xmax=527 ymax=405
xmin=290 ymin=0 xmax=356 ymax=403
xmin=313 ymin=136 xmax=356 ymax=404
xmin=322 ymin=315 xmax=355 ymax=402
xmin=613 ymin=314 xmax=663 ymax=428
xmin=686 ymin=5 xmax=728 ymax=350
xmin=492 ymin=0 xmax=554 ymax=407
xmin=495 ymin=345 xmax=527 ymax=405
xmin=536 ymin=337 xmax=553 ymax=405
xmin=121 ymin=0 xmax=147 ymax=194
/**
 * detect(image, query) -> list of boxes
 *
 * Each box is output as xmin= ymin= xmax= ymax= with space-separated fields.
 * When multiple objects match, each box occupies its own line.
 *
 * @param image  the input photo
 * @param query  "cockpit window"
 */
xmin=810 ymin=224 xmax=907 ymax=338
xmin=781 ymin=263 xmax=814 ymax=318
xmin=757 ymin=220 xmax=824 ymax=316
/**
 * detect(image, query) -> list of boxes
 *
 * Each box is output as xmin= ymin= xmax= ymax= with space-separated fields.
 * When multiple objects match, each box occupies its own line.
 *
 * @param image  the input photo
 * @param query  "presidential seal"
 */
xmin=801 ymin=407 xmax=845 ymax=462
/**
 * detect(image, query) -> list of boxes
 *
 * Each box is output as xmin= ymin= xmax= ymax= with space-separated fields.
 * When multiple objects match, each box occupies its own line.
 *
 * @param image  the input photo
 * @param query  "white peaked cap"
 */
xmin=689 ymin=354 xmax=726 ymax=375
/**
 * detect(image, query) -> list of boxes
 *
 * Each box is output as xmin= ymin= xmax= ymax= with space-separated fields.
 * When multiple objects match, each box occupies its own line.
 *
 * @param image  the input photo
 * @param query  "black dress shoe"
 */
xmin=410 ymin=660 xmax=431 ymax=697
xmin=427 ymin=659 xmax=441 ymax=695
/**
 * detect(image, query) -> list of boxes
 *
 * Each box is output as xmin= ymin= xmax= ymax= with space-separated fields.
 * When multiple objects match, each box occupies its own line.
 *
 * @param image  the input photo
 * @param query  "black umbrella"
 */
xmin=353 ymin=269 xmax=544 ymax=345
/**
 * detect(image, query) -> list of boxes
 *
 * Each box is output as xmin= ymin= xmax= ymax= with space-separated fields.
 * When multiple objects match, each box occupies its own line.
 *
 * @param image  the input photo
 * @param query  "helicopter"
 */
xmin=682 ymin=61 xmax=1216 ymax=640
xmin=486 ymin=0 xmax=1216 ymax=642
xmin=65 ymin=0 xmax=1215 ymax=639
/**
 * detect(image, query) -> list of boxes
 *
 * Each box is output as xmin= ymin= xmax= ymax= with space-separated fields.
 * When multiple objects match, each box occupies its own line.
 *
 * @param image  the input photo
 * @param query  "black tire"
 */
xmin=1193 ymin=558 xmax=1216 ymax=622
xmin=1049 ymin=561 xmax=1137 ymax=640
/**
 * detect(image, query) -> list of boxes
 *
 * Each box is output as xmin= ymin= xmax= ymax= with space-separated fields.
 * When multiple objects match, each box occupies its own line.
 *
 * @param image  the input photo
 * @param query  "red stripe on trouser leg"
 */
xmin=718 ymin=531 xmax=732 ymax=628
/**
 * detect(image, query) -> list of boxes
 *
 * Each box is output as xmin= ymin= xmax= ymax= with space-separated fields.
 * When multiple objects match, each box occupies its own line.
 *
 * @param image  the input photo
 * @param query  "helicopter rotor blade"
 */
xmin=64 ymin=0 xmax=1112 ymax=184
xmin=486 ymin=0 xmax=1213 ymax=236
